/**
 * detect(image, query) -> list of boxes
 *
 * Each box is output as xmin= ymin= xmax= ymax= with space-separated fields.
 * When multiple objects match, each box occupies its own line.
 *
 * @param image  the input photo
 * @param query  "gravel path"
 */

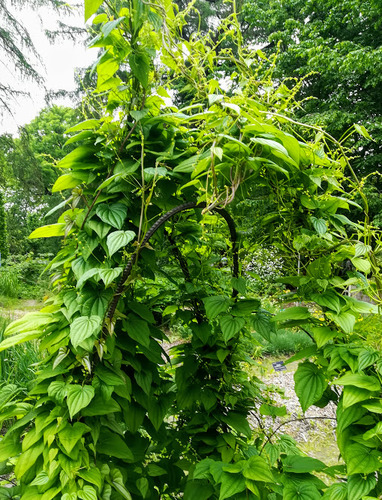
xmin=251 ymin=359 xmax=339 ymax=465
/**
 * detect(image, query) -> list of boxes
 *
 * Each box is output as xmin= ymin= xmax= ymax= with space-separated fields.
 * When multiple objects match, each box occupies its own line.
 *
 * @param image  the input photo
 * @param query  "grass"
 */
xmin=0 ymin=312 xmax=40 ymax=391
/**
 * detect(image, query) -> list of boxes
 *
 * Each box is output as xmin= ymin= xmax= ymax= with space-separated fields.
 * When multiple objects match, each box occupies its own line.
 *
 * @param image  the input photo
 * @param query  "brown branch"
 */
xmin=260 ymin=416 xmax=336 ymax=454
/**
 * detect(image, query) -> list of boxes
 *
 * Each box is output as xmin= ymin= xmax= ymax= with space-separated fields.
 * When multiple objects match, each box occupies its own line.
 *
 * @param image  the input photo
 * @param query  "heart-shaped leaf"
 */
xmin=107 ymin=230 xmax=135 ymax=256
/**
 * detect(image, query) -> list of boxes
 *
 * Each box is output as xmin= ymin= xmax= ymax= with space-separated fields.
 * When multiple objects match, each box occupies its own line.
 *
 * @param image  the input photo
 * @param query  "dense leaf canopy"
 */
xmin=242 ymin=0 xmax=382 ymax=179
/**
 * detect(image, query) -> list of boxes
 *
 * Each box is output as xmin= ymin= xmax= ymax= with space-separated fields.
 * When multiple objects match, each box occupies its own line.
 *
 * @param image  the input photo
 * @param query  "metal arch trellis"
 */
xmin=103 ymin=201 xmax=240 ymax=333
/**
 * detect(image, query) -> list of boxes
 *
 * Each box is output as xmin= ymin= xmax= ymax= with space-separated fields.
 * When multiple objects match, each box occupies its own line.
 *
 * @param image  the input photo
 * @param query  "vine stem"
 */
xmin=258 ymin=110 xmax=382 ymax=301
xmin=102 ymin=201 xmax=239 ymax=334
xmin=259 ymin=416 xmax=336 ymax=455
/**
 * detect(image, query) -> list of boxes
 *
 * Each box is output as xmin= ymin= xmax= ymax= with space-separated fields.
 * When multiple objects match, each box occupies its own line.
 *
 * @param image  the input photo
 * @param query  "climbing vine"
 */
xmin=0 ymin=1 xmax=381 ymax=499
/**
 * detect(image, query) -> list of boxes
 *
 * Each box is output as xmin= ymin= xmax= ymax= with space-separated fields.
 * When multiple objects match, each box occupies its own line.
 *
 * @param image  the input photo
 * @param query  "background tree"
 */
xmin=241 ymin=0 xmax=382 ymax=194
xmin=0 ymin=105 xmax=80 ymax=254
xmin=0 ymin=0 xmax=85 ymax=116
xmin=0 ymin=190 xmax=8 ymax=262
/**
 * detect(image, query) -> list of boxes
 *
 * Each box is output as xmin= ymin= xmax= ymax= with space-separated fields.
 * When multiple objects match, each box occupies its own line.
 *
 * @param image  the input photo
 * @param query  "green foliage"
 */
xmin=0 ymin=191 xmax=8 ymax=262
xmin=241 ymin=0 xmax=382 ymax=218
xmin=0 ymin=106 xmax=80 ymax=255
xmin=251 ymin=327 xmax=313 ymax=355
xmin=0 ymin=1 xmax=83 ymax=114
xmin=0 ymin=317 xmax=39 ymax=391
xmin=0 ymin=0 xmax=381 ymax=499
xmin=0 ymin=253 xmax=50 ymax=299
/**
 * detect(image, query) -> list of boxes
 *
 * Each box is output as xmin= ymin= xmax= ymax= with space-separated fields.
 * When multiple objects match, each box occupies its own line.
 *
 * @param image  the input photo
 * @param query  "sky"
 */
xmin=0 ymin=1 xmax=95 ymax=135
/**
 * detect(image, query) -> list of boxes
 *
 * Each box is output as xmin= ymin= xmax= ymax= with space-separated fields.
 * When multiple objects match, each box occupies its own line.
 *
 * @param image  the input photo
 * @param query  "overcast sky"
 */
xmin=0 ymin=2 xmax=95 ymax=135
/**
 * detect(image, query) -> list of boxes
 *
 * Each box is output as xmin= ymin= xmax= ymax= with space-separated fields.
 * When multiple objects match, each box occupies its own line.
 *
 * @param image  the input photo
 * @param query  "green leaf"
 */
xmin=202 ymin=296 xmax=231 ymax=319
xmin=62 ymin=493 xmax=80 ymax=500
xmin=30 ymin=471 xmax=50 ymax=486
xmin=128 ymin=302 xmax=155 ymax=323
xmin=58 ymin=422 xmax=90 ymax=455
xmin=272 ymin=306 xmax=311 ymax=322
xmin=184 ymin=480 xmax=215 ymax=500
xmin=52 ymin=173 xmax=83 ymax=192
xmin=78 ymin=485 xmax=97 ymax=500
xmin=48 ymin=380 xmax=67 ymax=403
xmin=311 ymin=326 xmax=337 ymax=348
xmin=345 ymin=443 xmax=382 ymax=475
xmin=70 ymin=315 xmax=101 ymax=348
xmin=346 ymin=297 xmax=377 ymax=314
xmin=82 ymin=294 xmax=109 ymax=317
xmin=29 ymin=223 xmax=66 ymax=239
xmin=322 ymin=483 xmax=347 ymax=500
xmin=354 ymin=242 xmax=371 ymax=258
xmin=174 ymin=151 xmax=210 ymax=173
xmin=95 ymin=365 xmax=125 ymax=386
xmin=364 ymin=422 xmax=382 ymax=440
xmin=259 ymin=403 xmax=287 ymax=418
xmin=337 ymin=401 xmax=366 ymax=433
xmin=102 ymin=17 xmax=125 ymax=38
xmin=76 ymin=268 xmax=100 ymax=289
xmin=78 ymin=467 xmax=103 ymax=491
xmin=251 ymin=137 xmax=289 ymax=157
xmin=129 ymin=52 xmax=150 ymax=88
xmin=311 ymin=216 xmax=327 ymax=235
xmin=231 ymin=277 xmax=247 ymax=295
xmin=125 ymin=315 xmax=151 ymax=347
xmin=107 ymin=230 xmax=135 ymax=256
xmin=311 ymin=292 xmax=341 ymax=314
xmin=362 ymin=400 xmax=382 ymax=414
xmin=87 ymin=219 xmax=111 ymax=239
xmin=354 ymin=123 xmax=372 ymax=140
xmin=294 ymin=362 xmax=326 ymax=411
xmin=326 ymin=311 xmax=356 ymax=334
xmin=335 ymin=373 xmax=380 ymax=391
xmin=66 ymin=119 xmax=99 ymax=133
xmin=193 ymin=459 xmax=215 ymax=480
xmin=343 ymin=386 xmax=375 ymax=409
xmin=97 ymin=430 xmax=133 ymax=460
xmin=135 ymin=371 xmax=152 ymax=395
xmin=0 ymin=330 xmax=42 ymax=352
xmin=348 ymin=473 xmax=376 ymax=500
xmin=81 ymin=395 xmax=121 ymax=416
xmin=96 ymin=203 xmax=127 ymax=229
xmin=307 ymin=257 xmax=331 ymax=278
xmin=252 ymin=311 xmax=275 ymax=342
xmin=231 ymin=299 xmax=260 ymax=316
xmin=358 ymin=349 xmax=380 ymax=371
xmin=351 ymin=257 xmax=371 ymax=274
xmin=136 ymin=477 xmax=150 ymax=498
xmin=57 ymin=145 xmax=97 ymax=169
xmin=147 ymin=464 xmax=167 ymax=476
xmin=14 ymin=442 xmax=44 ymax=478
xmin=242 ymin=456 xmax=273 ymax=482
xmin=85 ymin=0 xmax=103 ymax=21
xmin=221 ymin=412 xmax=251 ymax=438
xmin=98 ymin=267 xmax=123 ymax=287
xmin=66 ymin=385 xmax=95 ymax=419
xmin=282 ymin=455 xmax=326 ymax=473
xmin=219 ymin=315 xmax=245 ymax=342
xmin=219 ymin=473 xmax=246 ymax=500
xmin=0 ymin=435 xmax=21 ymax=462
xmin=284 ymin=482 xmax=321 ymax=500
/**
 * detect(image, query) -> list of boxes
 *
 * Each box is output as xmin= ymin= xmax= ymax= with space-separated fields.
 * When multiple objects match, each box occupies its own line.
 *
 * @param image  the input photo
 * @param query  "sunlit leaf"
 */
xmin=67 ymin=385 xmax=95 ymax=419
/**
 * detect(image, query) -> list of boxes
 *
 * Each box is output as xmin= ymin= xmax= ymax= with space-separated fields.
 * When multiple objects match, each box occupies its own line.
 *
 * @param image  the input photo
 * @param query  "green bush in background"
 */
xmin=0 ymin=253 xmax=51 ymax=300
